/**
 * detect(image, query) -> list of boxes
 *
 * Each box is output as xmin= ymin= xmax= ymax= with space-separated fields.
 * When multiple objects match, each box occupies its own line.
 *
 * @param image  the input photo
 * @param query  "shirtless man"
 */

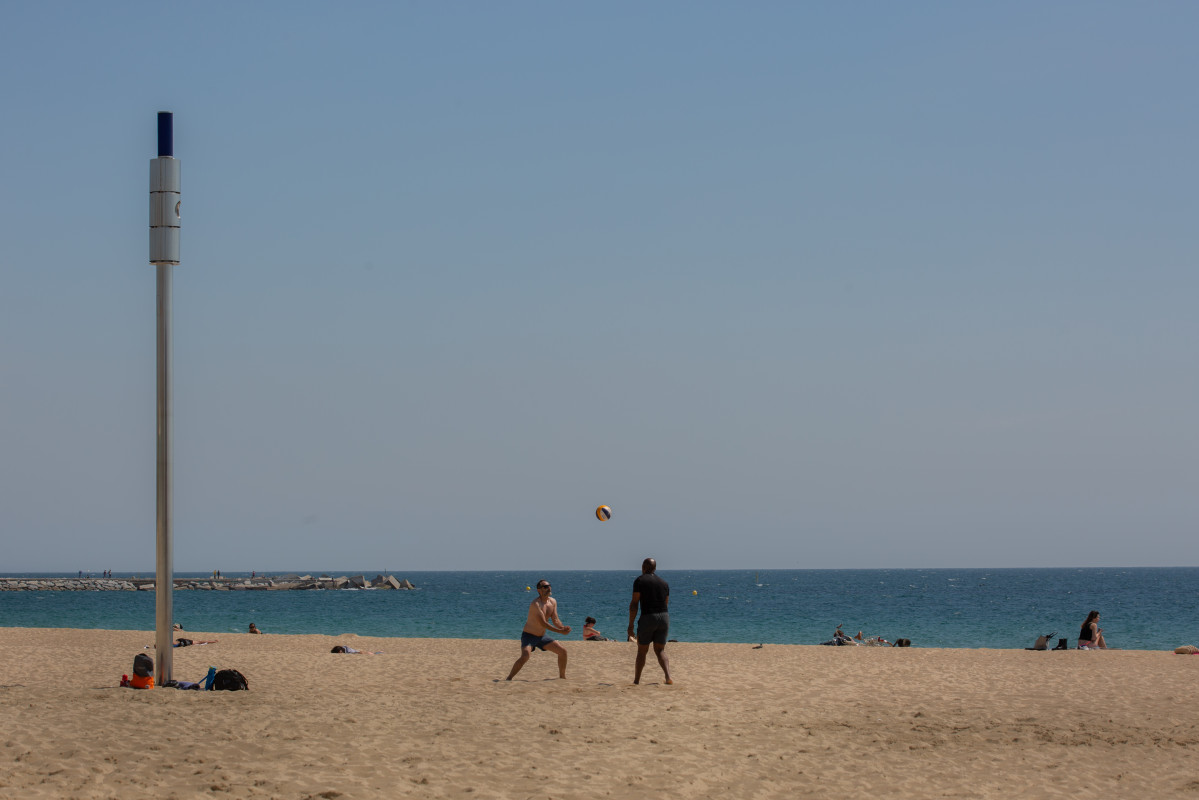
xmin=506 ymin=579 xmax=572 ymax=680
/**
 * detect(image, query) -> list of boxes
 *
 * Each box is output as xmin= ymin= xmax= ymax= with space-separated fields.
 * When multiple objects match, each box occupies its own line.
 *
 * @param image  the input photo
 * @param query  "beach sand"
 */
xmin=2 ymin=627 xmax=1198 ymax=798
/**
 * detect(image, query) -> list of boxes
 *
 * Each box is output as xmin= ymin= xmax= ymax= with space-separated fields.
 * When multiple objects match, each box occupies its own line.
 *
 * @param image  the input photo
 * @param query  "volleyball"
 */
xmin=595 ymin=505 xmax=612 ymax=521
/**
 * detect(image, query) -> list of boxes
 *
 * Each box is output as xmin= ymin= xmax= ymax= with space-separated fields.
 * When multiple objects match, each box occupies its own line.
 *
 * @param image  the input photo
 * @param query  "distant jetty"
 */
xmin=0 ymin=574 xmax=416 ymax=592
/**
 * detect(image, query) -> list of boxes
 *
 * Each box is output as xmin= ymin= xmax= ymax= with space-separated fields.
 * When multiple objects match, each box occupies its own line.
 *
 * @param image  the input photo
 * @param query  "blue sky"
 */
xmin=2 ymin=3 xmax=1197 ymax=571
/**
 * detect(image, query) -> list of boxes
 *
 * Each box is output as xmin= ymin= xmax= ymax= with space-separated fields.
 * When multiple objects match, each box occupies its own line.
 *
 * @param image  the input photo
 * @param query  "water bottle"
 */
xmin=204 ymin=666 xmax=216 ymax=690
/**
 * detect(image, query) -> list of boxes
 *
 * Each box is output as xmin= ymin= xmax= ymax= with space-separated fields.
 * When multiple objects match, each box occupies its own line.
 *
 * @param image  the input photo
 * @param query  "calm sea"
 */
xmin=2 ymin=568 xmax=1197 ymax=651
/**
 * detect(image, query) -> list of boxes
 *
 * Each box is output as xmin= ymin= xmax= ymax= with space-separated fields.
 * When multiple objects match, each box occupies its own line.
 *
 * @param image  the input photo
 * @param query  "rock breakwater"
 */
xmin=0 ymin=574 xmax=416 ymax=592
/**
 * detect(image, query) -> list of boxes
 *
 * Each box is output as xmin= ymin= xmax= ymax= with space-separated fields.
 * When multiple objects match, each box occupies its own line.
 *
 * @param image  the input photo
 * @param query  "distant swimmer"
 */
xmin=628 ymin=557 xmax=672 ymax=685
xmin=506 ymin=579 xmax=571 ymax=680
xmin=248 ymin=622 xmax=262 ymax=634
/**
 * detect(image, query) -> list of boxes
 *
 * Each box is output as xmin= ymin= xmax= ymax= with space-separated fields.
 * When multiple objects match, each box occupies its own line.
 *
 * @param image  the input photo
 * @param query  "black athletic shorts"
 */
xmin=637 ymin=611 xmax=670 ymax=645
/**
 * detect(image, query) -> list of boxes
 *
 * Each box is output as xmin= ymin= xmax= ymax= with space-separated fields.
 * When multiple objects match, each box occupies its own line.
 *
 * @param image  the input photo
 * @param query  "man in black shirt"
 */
xmin=627 ymin=557 xmax=673 ymax=685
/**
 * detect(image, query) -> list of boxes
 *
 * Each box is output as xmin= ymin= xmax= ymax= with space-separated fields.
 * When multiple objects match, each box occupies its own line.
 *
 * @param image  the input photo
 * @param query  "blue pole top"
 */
xmin=157 ymin=111 xmax=173 ymax=158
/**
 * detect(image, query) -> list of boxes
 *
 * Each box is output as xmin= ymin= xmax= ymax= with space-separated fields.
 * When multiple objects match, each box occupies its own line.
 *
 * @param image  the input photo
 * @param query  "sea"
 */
xmin=2 ymin=568 xmax=1197 ymax=651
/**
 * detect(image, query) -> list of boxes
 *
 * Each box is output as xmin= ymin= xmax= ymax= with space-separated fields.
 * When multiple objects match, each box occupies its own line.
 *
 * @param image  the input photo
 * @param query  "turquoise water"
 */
xmin=2 ymin=568 xmax=1197 ymax=650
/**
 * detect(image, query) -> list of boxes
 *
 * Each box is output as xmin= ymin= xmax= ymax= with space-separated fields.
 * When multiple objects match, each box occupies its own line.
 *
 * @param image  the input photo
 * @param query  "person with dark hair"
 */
xmin=506 ymin=579 xmax=571 ymax=680
xmin=628 ymin=557 xmax=673 ymax=685
xmin=248 ymin=622 xmax=262 ymax=634
xmin=583 ymin=617 xmax=610 ymax=641
xmin=1078 ymin=610 xmax=1108 ymax=649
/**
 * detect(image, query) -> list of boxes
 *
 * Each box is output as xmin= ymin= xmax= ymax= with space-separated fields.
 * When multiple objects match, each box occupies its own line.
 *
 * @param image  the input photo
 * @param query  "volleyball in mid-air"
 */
xmin=595 ymin=505 xmax=612 ymax=521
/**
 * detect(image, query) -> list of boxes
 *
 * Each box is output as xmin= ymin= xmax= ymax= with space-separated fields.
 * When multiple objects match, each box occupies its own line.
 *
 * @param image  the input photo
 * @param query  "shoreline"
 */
xmin=0 ymin=620 xmax=1177 ymax=651
xmin=3 ymin=626 xmax=1198 ymax=798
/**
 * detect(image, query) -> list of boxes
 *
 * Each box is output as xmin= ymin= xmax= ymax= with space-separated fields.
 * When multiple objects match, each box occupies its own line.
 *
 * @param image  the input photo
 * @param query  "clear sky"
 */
xmin=2 ymin=3 xmax=1197 ymax=572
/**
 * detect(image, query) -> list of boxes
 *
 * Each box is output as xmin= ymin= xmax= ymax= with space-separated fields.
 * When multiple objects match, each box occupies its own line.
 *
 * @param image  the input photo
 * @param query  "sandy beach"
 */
xmin=2 ymin=627 xmax=1197 ymax=798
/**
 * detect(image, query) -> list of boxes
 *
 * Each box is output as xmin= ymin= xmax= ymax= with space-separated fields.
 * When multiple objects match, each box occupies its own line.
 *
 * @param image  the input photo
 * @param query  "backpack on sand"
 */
xmin=133 ymin=653 xmax=154 ymax=677
xmin=211 ymin=669 xmax=249 ymax=691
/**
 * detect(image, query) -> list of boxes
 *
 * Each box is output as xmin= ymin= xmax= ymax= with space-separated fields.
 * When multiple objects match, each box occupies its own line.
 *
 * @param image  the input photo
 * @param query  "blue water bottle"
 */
xmin=204 ymin=666 xmax=216 ymax=690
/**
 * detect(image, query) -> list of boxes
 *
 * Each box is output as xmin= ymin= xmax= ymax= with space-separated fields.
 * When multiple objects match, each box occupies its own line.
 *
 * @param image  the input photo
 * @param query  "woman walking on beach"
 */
xmin=1078 ymin=610 xmax=1107 ymax=649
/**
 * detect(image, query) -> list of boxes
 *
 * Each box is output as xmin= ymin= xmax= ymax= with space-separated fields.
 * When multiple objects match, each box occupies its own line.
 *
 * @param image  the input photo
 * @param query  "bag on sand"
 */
xmin=1174 ymin=645 xmax=1199 ymax=655
xmin=212 ymin=668 xmax=249 ymax=691
xmin=128 ymin=653 xmax=155 ymax=689
xmin=133 ymin=653 xmax=154 ymax=677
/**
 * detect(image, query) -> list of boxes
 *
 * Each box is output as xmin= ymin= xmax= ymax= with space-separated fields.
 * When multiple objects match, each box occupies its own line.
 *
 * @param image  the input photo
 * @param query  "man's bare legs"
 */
xmin=506 ymin=645 xmax=534 ymax=680
xmin=506 ymin=643 xmax=568 ymax=680
xmin=633 ymin=643 xmax=672 ymax=685
xmin=546 ymin=641 xmax=568 ymax=678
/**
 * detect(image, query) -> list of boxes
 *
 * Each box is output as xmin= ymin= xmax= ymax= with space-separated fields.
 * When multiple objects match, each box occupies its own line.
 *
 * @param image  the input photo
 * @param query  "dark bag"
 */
xmin=133 ymin=652 xmax=154 ymax=677
xmin=212 ymin=668 xmax=249 ymax=691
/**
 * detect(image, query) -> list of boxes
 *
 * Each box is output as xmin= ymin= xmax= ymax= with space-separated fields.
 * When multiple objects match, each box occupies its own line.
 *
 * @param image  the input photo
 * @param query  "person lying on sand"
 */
xmin=330 ymin=645 xmax=382 ymax=654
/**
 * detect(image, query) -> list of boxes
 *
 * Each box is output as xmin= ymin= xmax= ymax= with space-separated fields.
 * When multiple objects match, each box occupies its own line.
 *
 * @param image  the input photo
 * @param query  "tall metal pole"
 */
xmin=150 ymin=111 xmax=180 ymax=685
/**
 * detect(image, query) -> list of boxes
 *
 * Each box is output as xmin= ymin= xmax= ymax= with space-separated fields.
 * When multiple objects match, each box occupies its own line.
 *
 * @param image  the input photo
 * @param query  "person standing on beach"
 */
xmin=506 ymin=579 xmax=572 ymax=680
xmin=628 ymin=557 xmax=673 ymax=685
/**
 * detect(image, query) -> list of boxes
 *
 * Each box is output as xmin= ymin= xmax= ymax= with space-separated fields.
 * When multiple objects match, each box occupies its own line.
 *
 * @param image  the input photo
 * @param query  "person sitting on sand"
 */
xmin=1078 ymin=610 xmax=1107 ymax=649
xmin=583 ymin=617 xmax=610 ymax=641
xmin=248 ymin=622 xmax=262 ymax=634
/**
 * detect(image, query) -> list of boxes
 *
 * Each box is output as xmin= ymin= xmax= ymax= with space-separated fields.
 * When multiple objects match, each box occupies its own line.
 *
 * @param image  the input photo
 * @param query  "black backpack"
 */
xmin=133 ymin=653 xmax=154 ymax=678
xmin=212 ymin=669 xmax=249 ymax=691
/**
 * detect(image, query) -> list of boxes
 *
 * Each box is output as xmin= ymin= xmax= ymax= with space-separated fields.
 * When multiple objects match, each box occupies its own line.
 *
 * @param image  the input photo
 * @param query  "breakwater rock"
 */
xmin=0 ymin=574 xmax=416 ymax=592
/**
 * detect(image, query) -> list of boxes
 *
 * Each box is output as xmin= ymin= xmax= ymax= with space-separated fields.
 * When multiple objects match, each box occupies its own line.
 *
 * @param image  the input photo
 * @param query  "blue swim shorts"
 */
xmin=521 ymin=631 xmax=556 ymax=651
